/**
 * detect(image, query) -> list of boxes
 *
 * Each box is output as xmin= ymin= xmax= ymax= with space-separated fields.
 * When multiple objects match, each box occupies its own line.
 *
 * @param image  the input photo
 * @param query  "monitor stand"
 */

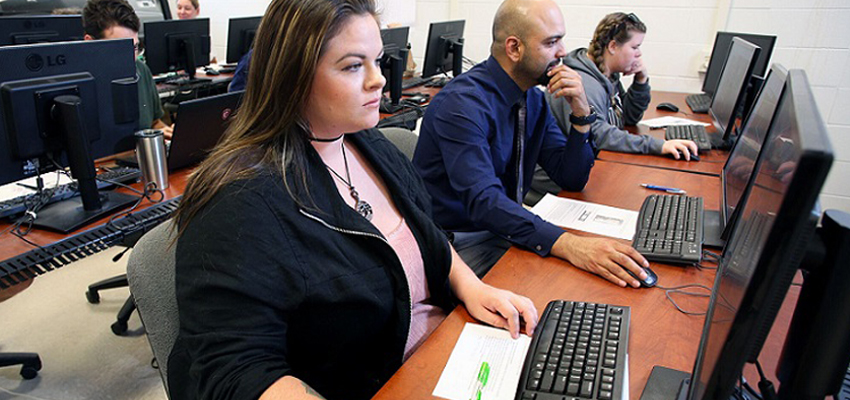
xmin=640 ymin=366 xmax=745 ymax=400
xmin=32 ymin=191 xmax=138 ymax=233
xmin=379 ymin=97 xmax=404 ymax=114
xmin=710 ymin=132 xmax=737 ymax=151
xmin=703 ymin=209 xmax=726 ymax=249
xmin=640 ymin=366 xmax=691 ymax=400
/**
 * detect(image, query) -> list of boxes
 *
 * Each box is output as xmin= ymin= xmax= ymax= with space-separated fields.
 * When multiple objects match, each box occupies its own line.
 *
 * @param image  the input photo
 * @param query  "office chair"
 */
xmin=0 ymin=353 xmax=41 ymax=379
xmin=379 ymin=127 xmax=418 ymax=160
xmin=125 ymin=221 xmax=179 ymax=398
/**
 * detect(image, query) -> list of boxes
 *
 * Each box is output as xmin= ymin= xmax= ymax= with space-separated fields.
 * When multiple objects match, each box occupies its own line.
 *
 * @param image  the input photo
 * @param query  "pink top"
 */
xmin=383 ymin=218 xmax=448 ymax=361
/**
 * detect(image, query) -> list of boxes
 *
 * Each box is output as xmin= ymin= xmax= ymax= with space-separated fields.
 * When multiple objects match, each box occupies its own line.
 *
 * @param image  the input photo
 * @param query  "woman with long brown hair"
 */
xmin=168 ymin=0 xmax=538 ymax=399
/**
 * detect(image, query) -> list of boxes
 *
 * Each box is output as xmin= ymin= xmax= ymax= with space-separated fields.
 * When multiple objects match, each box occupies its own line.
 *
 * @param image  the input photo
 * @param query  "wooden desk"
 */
xmin=0 ymin=163 xmax=191 ymax=286
xmin=596 ymin=92 xmax=728 ymax=176
xmin=374 ymin=160 xmax=723 ymax=399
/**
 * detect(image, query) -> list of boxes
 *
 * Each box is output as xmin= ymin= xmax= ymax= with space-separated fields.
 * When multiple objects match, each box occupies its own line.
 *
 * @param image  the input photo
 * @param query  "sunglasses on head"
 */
xmin=612 ymin=13 xmax=642 ymax=40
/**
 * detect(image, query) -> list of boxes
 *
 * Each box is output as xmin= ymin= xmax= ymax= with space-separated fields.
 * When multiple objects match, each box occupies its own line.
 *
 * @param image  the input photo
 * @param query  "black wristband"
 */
xmin=569 ymin=111 xmax=598 ymax=126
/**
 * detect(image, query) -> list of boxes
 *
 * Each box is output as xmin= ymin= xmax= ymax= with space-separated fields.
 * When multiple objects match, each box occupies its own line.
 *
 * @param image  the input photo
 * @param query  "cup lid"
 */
xmin=135 ymin=129 xmax=164 ymax=138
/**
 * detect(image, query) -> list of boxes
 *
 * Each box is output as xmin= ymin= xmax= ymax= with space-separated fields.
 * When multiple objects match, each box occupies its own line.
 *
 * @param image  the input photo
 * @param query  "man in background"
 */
xmin=82 ymin=0 xmax=174 ymax=138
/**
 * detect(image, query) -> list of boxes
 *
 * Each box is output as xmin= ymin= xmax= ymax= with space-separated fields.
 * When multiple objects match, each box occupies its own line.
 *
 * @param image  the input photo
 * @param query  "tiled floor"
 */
xmin=0 ymin=246 xmax=166 ymax=400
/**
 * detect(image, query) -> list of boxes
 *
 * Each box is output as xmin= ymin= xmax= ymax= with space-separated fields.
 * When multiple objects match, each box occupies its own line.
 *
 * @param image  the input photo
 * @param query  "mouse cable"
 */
xmin=653 ymin=283 xmax=712 ymax=316
xmin=753 ymin=360 xmax=778 ymax=400
xmin=702 ymin=249 xmax=721 ymax=262
xmin=105 ymin=181 xmax=165 ymax=231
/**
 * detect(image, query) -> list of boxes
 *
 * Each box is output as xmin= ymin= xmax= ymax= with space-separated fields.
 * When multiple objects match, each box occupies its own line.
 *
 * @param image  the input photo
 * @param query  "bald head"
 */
xmin=491 ymin=0 xmax=561 ymax=55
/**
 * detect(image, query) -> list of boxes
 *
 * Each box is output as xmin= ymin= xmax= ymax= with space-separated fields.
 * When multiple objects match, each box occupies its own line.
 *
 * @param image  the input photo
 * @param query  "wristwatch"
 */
xmin=569 ymin=107 xmax=598 ymax=126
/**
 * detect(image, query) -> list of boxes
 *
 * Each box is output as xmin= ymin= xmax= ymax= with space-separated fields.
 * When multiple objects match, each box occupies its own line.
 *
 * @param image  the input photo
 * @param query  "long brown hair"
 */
xmin=174 ymin=0 xmax=377 ymax=237
xmin=587 ymin=12 xmax=646 ymax=74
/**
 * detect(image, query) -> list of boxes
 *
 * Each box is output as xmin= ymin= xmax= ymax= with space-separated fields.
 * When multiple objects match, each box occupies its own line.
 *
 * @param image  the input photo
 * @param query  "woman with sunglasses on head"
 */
xmin=168 ymin=0 xmax=538 ymax=399
xmin=545 ymin=12 xmax=697 ymax=160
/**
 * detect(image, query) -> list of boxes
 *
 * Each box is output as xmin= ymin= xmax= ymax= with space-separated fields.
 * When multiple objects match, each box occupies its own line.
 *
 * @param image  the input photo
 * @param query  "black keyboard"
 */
xmin=665 ymin=125 xmax=712 ymax=152
xmin=685 ymin=93 xmax=711 ymax=113
xmin=401 ymin=76 xmax=433 ymax=89
xmin=0 ymin=167 xmax=141 ymax=219
xmin=0 ymin=196 xmax=180 ymax=289
xmin=516 ymin=300 xmax=629 ymax=400
xmin=632 ymin=194 xmax=704 ymax=264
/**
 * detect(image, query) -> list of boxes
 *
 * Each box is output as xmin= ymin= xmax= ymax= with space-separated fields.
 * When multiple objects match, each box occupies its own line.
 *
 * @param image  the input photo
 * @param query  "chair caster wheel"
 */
xmin=86 ymin=290 xmax=100 ymax=304
xmin=111 ymin=321 xmax=128 ymax=335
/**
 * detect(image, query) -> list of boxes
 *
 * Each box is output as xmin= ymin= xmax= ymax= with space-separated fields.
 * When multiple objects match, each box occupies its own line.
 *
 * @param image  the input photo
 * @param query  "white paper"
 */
xmin=433 ymin=323 xmax=532 ymax=400
xmin=529 ymin=194 xmax=638 ymax=240
xmin=638 ymin=116 xmax=711 ymax=129
xmin=0 ymin=172 xmax=74 ymax=203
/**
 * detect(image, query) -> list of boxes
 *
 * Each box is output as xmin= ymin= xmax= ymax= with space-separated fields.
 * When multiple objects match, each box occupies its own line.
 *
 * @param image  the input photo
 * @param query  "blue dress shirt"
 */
xmin=413 ymin=56 xmax=595 ymax=256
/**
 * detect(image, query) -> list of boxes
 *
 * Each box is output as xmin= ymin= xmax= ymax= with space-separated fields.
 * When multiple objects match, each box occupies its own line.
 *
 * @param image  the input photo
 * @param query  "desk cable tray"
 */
xmin=0 ymin=196 xmax=181 ymax=289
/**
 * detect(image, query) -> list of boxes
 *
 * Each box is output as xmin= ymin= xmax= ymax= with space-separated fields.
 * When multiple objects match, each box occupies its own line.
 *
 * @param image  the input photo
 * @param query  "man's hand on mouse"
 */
xmin=662 ymin=140 xmax=699 ymax=161
xmin=550 ymin=232 xmax=650 ymax=288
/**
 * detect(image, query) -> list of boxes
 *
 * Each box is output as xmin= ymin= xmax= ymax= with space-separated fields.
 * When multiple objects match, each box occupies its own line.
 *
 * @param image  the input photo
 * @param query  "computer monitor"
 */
xmin=685 ymin=69 xmax=833 ymax=400
xmin=0 ymin=15 xmax=84 ymax=46
xmin=379 ymin=26 xmax=409 ymax=113
xmin=0 ymin=39 xmax=140 ymax=232
xmin=225 ymin=16 xmax=261 ymax=64
xmin=708 ymin=37 xmax=760 ymax=146
xmin=707 ymin=64 xmax=787 ymax=247
xmin=702 ymin=31 xmax=776 ymax=96
xmin=143 ymin=18 xmax=211 ymax=80
xmin=421 ymin=20 xmax=464 ymax=81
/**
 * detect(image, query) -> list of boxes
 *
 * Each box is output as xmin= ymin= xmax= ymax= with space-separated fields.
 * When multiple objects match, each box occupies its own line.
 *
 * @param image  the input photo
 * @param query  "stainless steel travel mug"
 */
xmin=135 ymin=129 xmax=169 ymax=190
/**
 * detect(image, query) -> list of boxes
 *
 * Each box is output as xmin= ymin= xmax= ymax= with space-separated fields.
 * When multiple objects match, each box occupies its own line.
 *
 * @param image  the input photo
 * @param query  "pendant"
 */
xmin=350 ymin=188 xmax=373 ymax=221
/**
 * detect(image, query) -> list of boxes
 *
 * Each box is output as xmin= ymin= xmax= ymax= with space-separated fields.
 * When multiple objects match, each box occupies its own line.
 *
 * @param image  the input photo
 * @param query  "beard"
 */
xmin=521 ymin=58 xmax=562 ymax=86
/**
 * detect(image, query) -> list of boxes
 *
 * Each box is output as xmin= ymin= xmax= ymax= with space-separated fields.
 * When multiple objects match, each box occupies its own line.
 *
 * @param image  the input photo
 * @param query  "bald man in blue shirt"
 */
xmin=413 ymin=0 xmax=649 ymax=287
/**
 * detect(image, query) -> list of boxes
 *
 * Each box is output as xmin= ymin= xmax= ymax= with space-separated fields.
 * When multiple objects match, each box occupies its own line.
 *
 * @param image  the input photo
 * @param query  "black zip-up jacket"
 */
xmin=169 ymin=128 xmax=456 ymax=400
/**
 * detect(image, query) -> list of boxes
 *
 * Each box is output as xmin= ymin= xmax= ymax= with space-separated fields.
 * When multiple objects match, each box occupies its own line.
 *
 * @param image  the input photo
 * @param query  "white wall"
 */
xmin=410 ymin=0 xmax=850 ymax=214
xmin=726 ymin=0 xmax=850 ymax=215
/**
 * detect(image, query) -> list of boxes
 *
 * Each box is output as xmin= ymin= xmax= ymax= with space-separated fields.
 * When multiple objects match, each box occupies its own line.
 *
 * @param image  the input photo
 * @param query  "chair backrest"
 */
xmin=126 ymin=220 xmax=178 ymax=398
xmin=379 ymin=126 xmax=418 ymax=160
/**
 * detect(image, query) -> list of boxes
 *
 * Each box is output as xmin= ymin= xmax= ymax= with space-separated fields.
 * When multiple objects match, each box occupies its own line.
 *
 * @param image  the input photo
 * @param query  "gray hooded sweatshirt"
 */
xmin=544 ymin=48 xmax=663 ymax=154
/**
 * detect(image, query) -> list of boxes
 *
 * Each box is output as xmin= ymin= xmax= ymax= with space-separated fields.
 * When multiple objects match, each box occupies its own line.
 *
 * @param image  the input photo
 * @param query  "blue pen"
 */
xmin=641 ymin=183 xmax=686 ymax=195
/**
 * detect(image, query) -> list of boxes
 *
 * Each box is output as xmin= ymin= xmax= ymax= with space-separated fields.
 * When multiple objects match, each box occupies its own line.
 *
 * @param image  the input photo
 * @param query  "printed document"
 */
xmin=529 ymin=194 xmax=638 ymax=240
xmin=638 ymin=116 xmax=711 ymax=129
xmin=433 ymin=323 xmax=531 ymax=400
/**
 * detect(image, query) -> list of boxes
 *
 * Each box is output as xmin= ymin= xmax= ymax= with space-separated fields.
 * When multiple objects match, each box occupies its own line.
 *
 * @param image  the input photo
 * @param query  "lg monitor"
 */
xmin=0 ymin=15 xmax=84 ymax=46
xmin=703 ymin=31 xmax=776 ymax=96
xmin=225 ymin=16 xmax=261 ymax=64
xmin=421 ymin=20 xmax=464 ymax=83
xmin=379 ymin=26 xmax=409 ymax=113
xmin=708 ymin=37 xmax=760 ymax=147
xmin=703 ymin=63 xmax=787 ymax=248
xmin=642 ymin=69 xmax=834 ymax=400
xmin=0 ymin=39 xmax=141 ymax=232
xmin=143 ymin=18 xmax=211 ymax=80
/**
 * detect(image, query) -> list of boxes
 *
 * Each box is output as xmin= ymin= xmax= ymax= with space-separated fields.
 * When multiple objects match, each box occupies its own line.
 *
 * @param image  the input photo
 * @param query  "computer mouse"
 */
xmin=656 ymin=102 xmax=679 ymax=113
xmin=676 ymin=151 xmax=700 ymax=161
xmin=204 ymin=67 xmax=220 ymax=76
xmin=624 ymin=265 xmax=658 ymax=288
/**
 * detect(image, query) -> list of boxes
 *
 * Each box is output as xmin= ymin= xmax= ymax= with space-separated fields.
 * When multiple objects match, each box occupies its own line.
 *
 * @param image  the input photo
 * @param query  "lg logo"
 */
xmin=25 ymin=53 xmax=67 ymax=72
xmin=221 ymin=108 xmax=233 ymax=121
